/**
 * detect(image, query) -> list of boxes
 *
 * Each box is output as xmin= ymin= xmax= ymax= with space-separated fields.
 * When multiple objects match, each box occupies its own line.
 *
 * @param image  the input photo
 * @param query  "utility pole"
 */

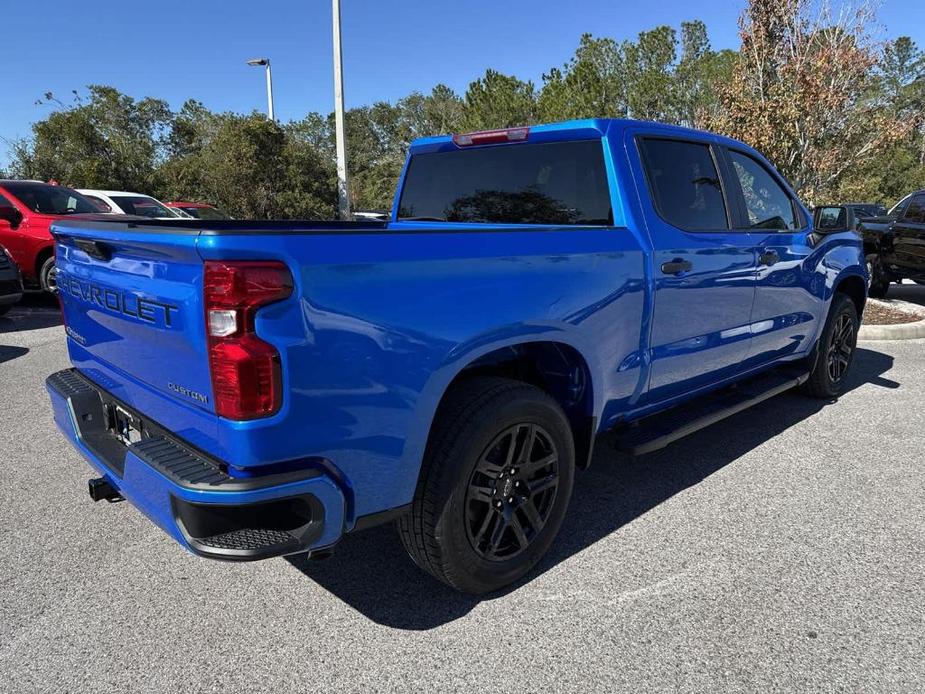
xmin=332 ymin=0 xmax=350 ymax=219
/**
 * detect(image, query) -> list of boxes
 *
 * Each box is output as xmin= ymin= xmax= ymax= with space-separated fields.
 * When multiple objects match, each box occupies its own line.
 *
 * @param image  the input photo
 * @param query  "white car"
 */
xmin=76 ymin=190 xmax=191 ymax=220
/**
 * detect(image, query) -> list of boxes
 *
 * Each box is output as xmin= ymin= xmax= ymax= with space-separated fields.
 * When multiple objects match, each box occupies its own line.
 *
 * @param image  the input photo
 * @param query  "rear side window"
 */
xmin=638 ymin=138 xmax=728 ymax=230
xmin=727 ymin=150 xmax=798 ymax=230
xmin=901 ymin=194 xmax=925 ymax=223
xmin=397 ymin=140 xmax=613 ymax=225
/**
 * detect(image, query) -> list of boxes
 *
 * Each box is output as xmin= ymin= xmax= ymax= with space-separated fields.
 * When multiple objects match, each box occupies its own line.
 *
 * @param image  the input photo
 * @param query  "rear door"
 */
xmin=721 ymin=147 xmax=820 ymax=363
xmin=53 ymin=221 xmax=215 ymax=412
xmin=890 ymin=192 xmax=925 ymax=277
xmin=630 ymin=132 xmax=758 ymax=403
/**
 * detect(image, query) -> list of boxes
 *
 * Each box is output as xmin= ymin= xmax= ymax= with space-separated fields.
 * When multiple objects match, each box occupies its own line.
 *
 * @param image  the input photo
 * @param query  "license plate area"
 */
xmin=105 ymin=403 xmax=144 ymax=447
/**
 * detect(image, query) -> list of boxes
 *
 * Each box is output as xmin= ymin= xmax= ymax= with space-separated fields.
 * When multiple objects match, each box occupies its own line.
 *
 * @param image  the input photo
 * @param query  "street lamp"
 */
xmin=246 ymin=57 xmax=275 ymax=121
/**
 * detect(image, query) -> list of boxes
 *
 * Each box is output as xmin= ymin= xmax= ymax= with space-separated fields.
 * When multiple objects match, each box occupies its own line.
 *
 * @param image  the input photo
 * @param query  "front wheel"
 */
xmin=802 ymin=293 xmax=859 ymax=399
xmin=398 ymin=377 xmax=575 ymax=594
xmin=39 ymin=256 xmax=58 ymax=294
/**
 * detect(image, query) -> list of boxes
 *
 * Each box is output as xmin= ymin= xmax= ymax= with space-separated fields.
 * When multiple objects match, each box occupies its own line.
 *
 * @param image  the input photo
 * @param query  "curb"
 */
xmin=859 ymin=297 xmax=925 ymax=341
xmin=858 ymin=318 xmax=925 ymax=341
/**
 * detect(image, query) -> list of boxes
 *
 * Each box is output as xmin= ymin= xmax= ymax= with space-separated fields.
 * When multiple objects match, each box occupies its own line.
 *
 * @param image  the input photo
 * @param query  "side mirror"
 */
xmin=0 ymin=219 xmax=11 ymax=234
xmin=813 ymin=205 xmax=849 ymax=232
xmin=0 ymin=207 xmax=22 ymax=229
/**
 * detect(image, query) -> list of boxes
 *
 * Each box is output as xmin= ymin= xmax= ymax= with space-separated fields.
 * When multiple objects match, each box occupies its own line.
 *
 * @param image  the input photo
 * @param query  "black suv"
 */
xmin=856 ymin=191 xmax=925 ymax=297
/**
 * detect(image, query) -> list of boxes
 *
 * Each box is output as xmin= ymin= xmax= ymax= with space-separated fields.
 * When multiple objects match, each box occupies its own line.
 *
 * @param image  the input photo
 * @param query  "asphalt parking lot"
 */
xmin=1 ymin=294 xmax=923 ymax=693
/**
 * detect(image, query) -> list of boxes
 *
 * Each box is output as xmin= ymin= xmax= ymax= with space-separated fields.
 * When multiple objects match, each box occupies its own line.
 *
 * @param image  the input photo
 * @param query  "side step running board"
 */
xmin=613 ymin=368 xmax=810 ymax=456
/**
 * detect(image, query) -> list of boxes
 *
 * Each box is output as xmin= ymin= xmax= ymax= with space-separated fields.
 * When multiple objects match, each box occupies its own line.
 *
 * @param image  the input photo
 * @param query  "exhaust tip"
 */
xmin=88 ymin=477 xmax=123 ymax=503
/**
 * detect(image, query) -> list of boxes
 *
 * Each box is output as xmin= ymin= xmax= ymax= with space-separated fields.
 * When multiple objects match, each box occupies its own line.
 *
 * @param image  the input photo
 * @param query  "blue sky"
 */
xmin=3 ymin=0 xmax=925 ymax=167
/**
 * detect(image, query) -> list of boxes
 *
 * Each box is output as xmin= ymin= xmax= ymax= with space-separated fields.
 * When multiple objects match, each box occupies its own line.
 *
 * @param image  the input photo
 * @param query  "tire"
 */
xmin=802 ymin=293 xmax=860 ymax=399
xmin=39 ymin=256 xmax=57 ymax=294
xmin=398 ymin=377 xmax=575 ymax=594
xmin=865 ymin=253 xmax=890 ymax=299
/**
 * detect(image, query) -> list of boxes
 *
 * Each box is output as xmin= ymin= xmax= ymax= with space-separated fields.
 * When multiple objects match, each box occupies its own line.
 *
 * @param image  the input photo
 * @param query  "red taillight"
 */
xmin=203 ymin=261 xmax=292 ymax=420
xmin=452 ymin=126 xmax=530 ymax=147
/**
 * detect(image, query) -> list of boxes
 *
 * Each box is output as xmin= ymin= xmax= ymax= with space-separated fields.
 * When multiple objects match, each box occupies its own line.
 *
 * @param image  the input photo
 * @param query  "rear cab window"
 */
xmin=397 ymin=140 xmax=613 ymax=225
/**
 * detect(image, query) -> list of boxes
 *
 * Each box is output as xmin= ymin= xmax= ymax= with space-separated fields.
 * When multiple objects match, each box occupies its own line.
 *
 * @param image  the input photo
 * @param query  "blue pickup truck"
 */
xmin=46 ymin=119 xmax=866 ymax=593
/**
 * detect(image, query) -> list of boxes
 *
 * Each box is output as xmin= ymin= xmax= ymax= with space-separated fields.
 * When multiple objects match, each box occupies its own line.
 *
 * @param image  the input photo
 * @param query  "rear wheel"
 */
xmin=802 ymin=293 xmax=859 ymax=399
xmin=866 ymin=253 xmax=890 ymax=299
xmin=398 ymin=377 xmax=575 ymax=594
xmin=39 ymin=256 xmax=57 ymax=294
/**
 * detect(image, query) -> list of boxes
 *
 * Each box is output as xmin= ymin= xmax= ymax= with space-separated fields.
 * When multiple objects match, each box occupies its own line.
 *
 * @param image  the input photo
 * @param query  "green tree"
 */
xmin=11 ymin=85 xmax=172 ymax=190
xmin=462 ymin=69 xmax=537 ymax=130
xmin=538 ymin=34 xmax=628 ymax=121
xmin=625 ymin=26 xmax=677 ymax=122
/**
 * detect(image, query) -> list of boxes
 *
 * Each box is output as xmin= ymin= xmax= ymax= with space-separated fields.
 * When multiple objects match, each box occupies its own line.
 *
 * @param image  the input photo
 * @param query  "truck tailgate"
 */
xmin=53 ymin=223 xmax=215 ymax=413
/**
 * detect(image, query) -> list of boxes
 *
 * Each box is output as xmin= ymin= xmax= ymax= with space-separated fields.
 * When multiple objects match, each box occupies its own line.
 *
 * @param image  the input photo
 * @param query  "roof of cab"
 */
xmin=408 ymin=118 xmax=751 ymax=154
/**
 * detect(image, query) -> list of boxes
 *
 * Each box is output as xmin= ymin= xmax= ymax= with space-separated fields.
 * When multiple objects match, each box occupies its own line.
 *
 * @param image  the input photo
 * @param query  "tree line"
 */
xmin=5 ymin=0 xmax=925 ymax=218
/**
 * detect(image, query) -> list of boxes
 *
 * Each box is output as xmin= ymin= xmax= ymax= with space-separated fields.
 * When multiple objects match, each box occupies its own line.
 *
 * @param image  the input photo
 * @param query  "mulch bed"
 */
xmin=862 ymin=300 xmax=923 ymax=326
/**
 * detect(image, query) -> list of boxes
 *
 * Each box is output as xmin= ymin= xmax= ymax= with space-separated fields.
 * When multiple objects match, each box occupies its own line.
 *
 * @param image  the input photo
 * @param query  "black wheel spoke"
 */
xmin=476 ymin=459 xmax=504 ymax=477
xmin=509 ymin=514 xmax=529 ymax=549
xmin=527 ymin=474 xmax=558 ymax=497
xmin=472 ymin=507 xmax=496 ymax=547
xmin=486 ymin=513 xmax=509 ymax=555
xmin=519 ymin=498 xmax=543 ymax=530
xmin=469 ymin=484 xmax=494 ymax=503
xmin=519 ymin=452 xmax=557 ymax=477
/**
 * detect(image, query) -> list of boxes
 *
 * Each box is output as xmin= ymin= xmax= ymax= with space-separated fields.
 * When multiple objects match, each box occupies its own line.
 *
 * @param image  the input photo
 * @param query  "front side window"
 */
xmin=83 ymin=195 xmax=112 ymax=213
xmin=888 ymin=195 xmax=911 ymax=218
xmin=902 ymin=194 xmax=925 ymax=223
xmin=728 ymin=150 xmax=798 ymax=230
xmin=398 ymin=140 xmax=612 ymax=225
xmin=638 ymin=138 xmax=728 ymax=230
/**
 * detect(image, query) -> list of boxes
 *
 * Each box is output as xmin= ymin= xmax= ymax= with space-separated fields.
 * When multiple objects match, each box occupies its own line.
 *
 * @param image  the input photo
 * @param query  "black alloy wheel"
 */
xmin=464 ymin=423 xmax=559 ymax=561
xmin=826 ymin=312 xmax=855 ymax=383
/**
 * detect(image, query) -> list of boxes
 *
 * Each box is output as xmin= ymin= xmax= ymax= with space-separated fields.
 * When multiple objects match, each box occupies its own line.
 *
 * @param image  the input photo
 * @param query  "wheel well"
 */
xmin=34 ymin=245 xmax=54 ymax=278
xmin=443 ymin=342 xmax=597 ymax=469
xmin=836 ymin=275 xmax=866 ymax=317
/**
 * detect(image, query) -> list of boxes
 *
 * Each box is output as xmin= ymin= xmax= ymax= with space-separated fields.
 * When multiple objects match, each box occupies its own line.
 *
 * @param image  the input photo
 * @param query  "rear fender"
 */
xmin=397 ymin=323 xmax=601 ymax=489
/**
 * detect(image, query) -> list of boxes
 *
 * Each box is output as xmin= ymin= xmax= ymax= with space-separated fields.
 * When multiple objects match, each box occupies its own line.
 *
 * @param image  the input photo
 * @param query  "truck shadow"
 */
xmin=286 ymin=347 xmax=898 ymax=630
xmin=0 ymin=294 xmax=62 ymax=333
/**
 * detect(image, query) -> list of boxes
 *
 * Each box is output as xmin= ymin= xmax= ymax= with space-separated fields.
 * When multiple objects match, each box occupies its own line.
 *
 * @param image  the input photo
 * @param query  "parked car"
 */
xmin=0 ymin=241 xmax=24 ymax=316
xmin=76 ymin=190 xmax=184 ymax=220
xmin=0 ymin=180 xmax=101 ymax=292
xmin=855 ymin=190 xmax=925 ymax=297
xmin=164 ymin=201 xmax=230 ymax=220
xmin=46 ymin=119 xmax=866 ymax=593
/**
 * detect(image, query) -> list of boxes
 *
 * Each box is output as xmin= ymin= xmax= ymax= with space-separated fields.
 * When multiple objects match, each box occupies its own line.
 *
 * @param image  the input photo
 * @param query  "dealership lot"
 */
xmin=1 ymin=297 xmax=923 ymax=693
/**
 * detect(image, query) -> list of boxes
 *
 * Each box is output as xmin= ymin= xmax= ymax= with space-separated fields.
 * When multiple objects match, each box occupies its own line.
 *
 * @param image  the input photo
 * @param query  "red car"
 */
xmin=0 ymin=181 xmax=100 ymax=292
xmin=164 ymin=201 xmax=230 ymax=220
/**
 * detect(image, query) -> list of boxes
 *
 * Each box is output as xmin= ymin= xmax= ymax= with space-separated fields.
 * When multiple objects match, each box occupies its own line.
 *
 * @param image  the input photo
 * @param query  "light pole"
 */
xmin=332 ymin=0 xmax=350 ymax=219
xmin=246 ymin=57 xmax=275 ymax=121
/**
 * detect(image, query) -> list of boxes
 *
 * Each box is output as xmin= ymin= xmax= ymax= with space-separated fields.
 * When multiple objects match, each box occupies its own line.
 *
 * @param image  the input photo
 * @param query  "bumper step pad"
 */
xmin=196 ymin=528 xmax=300 ymax=553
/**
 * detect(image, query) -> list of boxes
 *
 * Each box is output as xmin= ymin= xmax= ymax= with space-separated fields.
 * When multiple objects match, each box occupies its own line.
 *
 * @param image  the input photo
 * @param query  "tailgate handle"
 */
xmin=74 ymin=239 xmax=113 ymax=261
